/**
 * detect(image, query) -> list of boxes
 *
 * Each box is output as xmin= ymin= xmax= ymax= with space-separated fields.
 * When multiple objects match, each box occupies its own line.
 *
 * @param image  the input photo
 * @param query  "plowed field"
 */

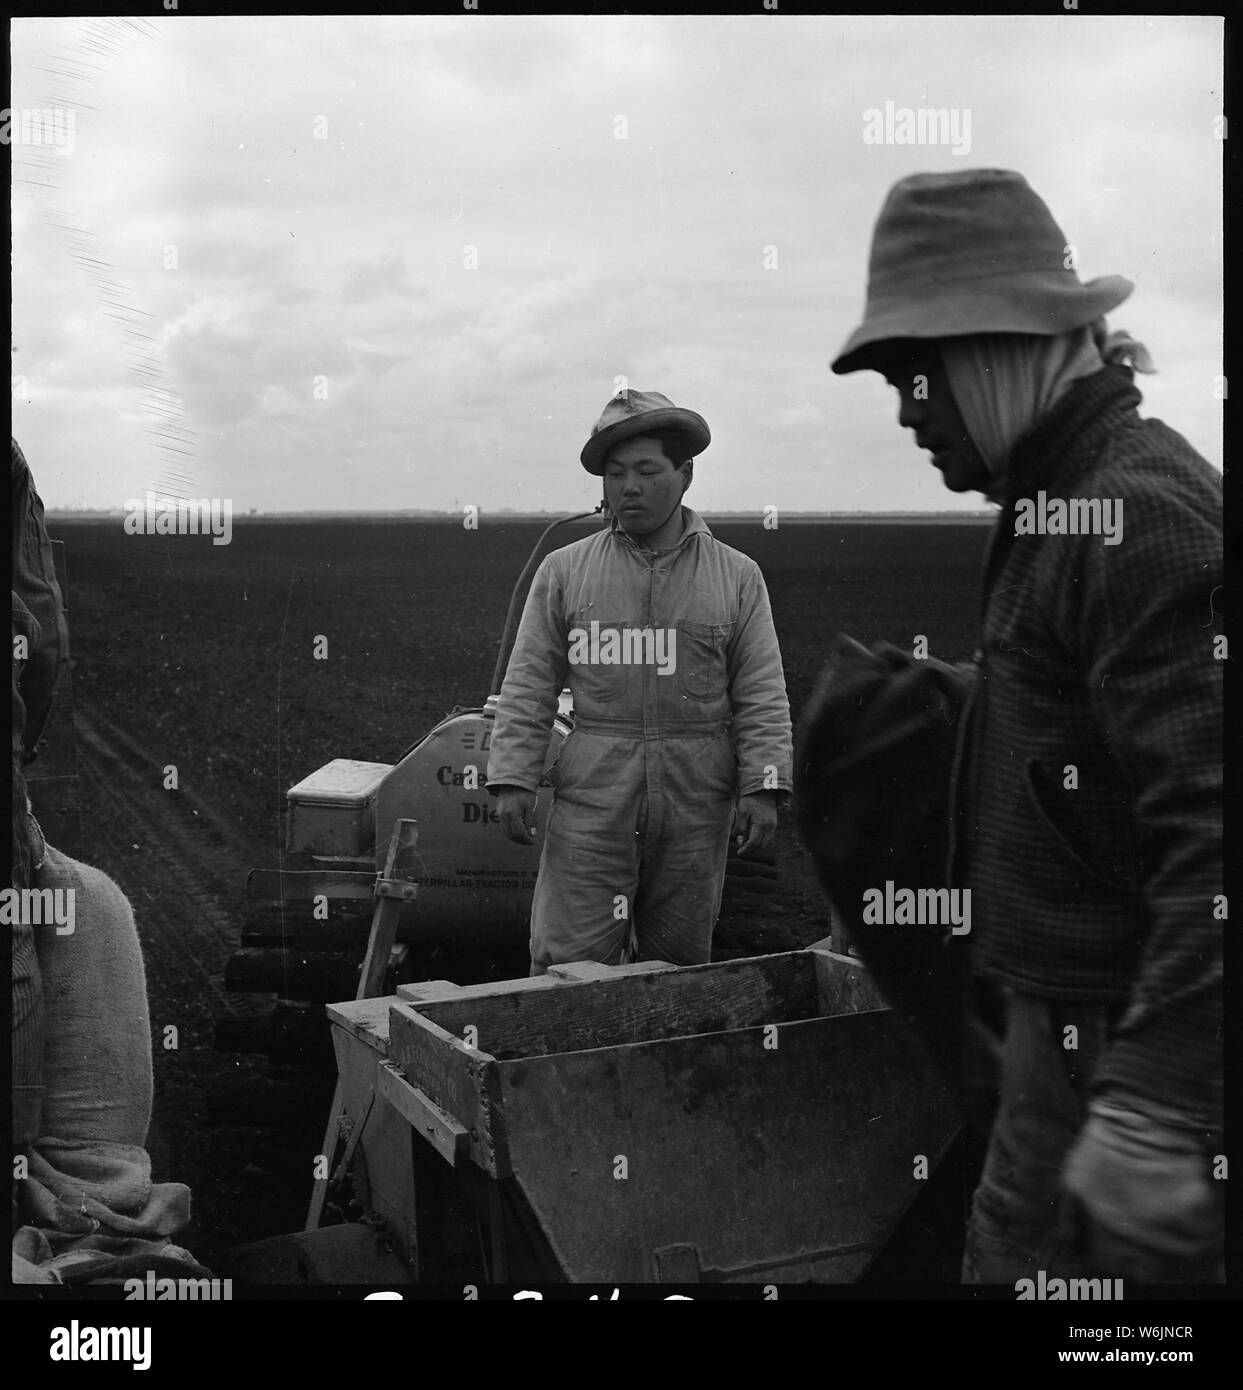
xmin=43 ymin=514 xmax=990 ymax=1263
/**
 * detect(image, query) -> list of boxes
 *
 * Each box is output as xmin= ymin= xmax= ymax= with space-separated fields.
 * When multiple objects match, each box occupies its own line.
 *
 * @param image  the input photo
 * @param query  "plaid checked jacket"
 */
xmin=951 ymin=366 xmax=1223 ymax=1130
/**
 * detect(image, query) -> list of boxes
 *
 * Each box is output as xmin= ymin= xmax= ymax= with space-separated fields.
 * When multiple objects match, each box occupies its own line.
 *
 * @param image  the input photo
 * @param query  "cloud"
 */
xmin=12 ymin=14 xmax=1223 ymax=511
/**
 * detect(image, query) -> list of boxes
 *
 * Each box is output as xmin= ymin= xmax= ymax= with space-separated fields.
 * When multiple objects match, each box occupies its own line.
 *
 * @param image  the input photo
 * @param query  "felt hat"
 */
xmin=580 ymin=389 xmax=710 ymax=475
xmin=831 ymin=169 xmax=1134 ymax=374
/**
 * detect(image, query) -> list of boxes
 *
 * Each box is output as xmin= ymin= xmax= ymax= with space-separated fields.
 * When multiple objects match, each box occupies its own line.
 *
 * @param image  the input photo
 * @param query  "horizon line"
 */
xmin=46 ymin=507 xmax=997 ymax=520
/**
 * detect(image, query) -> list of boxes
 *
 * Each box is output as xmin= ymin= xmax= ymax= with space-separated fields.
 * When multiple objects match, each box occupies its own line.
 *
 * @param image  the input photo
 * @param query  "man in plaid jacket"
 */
xmin=823 ymin=171 xmax=1223 ymax=1284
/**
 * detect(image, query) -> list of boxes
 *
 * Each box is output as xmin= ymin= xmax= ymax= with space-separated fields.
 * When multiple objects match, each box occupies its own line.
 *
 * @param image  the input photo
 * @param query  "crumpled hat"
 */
xmin=580 ymin=388 xmax=710 ymax=475
xmin=831 ymin=169 xmax=1134 ymax=374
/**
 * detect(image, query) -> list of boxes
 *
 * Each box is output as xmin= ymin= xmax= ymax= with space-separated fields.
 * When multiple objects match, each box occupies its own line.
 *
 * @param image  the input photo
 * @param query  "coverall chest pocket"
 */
xmin=677 ymin=619 xmax=734 ymax=702
xmin=566 ymin=612 xmax=633 ymax=705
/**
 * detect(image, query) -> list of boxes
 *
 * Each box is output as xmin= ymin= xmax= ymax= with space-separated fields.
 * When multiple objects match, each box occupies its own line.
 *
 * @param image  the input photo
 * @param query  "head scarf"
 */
xmin=939 ymin=321 xmax=1156 ymax=496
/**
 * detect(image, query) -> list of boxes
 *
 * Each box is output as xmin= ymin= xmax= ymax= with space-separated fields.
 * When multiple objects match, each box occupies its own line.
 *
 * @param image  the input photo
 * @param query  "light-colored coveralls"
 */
xmin=486 ymin=507 xmax=793 ymax=972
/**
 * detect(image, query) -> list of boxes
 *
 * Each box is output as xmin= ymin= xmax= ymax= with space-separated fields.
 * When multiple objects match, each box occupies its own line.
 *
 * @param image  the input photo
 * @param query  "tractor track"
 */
xmin=72 ymin=700 xmax=319 ymax=1254
xmin=73 ymin=703 xmax=265 ymax=1020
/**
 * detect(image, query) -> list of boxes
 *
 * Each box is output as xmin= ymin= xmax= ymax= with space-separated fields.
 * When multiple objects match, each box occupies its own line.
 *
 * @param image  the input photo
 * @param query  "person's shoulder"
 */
xmin=681 ymin=512 xmax=746 ymax=559
xmin=533 ymin=525 xmax=611 ymax=579
xmin=1072 ymin=416 xmax=1222 ymax=584
xmin=699 ymin=531 xmax=762 ymax=580
xmin=547 ymin=526 xmax=611 ymax=561
xmin=1096 ymin=413 xmax=1220 ymax=505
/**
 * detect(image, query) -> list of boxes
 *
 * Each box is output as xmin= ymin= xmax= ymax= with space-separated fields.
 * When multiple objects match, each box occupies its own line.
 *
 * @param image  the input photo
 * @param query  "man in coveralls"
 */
xmin=486 ymin=389 xmax=793 ymax=975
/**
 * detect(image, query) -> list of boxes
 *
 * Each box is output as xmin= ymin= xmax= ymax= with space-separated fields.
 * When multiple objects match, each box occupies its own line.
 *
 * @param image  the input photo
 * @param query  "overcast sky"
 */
xmin=11 ymin=14 xmax=1223 ymax=514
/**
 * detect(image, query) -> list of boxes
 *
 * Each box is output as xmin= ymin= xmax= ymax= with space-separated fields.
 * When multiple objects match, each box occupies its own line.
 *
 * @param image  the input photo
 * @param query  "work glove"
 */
xmin=1059 ymin=1098 xmax=1224 ymax=1283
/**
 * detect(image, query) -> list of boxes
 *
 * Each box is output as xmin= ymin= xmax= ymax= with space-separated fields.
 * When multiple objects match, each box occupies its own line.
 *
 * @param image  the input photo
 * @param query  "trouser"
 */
xmin=529 ymin=726 xmax=736 ymax=973
xmin=961 ymin=986 xmax=1222 ymax=1284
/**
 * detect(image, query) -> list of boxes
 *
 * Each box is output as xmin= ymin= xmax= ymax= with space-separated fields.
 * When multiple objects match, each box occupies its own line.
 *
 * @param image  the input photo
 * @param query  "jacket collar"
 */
xmin=609 ymin=504 xmax=712 ymax=554
xmin=999 ymin=365 xmax=1142 ymax=505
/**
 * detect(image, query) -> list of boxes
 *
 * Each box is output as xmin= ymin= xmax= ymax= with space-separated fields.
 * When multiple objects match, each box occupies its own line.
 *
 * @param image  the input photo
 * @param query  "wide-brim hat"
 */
xmin=580 ymin=388 xmax=710 ymax=475
xmin=831 ymin=169 xmax=1134 ymax=374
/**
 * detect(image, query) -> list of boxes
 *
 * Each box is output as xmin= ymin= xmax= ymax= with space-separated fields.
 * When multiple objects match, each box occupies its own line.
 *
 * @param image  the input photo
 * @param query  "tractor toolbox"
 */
xmin=285 ymin=758 xmax=393 ymax=858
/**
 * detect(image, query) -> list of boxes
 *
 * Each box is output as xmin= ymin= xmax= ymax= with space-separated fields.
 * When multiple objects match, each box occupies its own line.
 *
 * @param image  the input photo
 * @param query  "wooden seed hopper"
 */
xmin=329 ymin=947 xmax=959 ymax=1284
